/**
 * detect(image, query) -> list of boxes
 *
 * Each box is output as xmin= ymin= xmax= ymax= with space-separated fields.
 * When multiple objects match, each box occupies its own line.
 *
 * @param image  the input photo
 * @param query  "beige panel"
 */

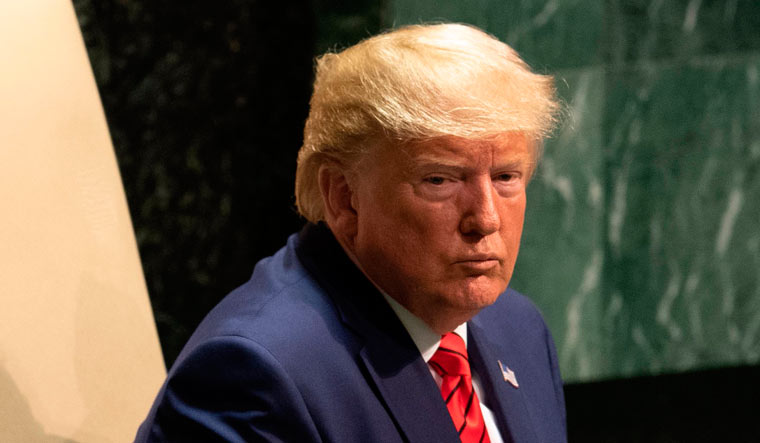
xmin=0 ymin=1 xmax=166 ymax=442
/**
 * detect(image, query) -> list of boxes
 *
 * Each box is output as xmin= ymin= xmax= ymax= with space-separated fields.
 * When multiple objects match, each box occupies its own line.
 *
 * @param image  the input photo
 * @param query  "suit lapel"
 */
xmin=358 ymin=328 xmax=461 ymax=443
xmin=468 ymin=319 xmax=539 ymax=443
xmin=295 ymin=224 xmax=460 ymax=442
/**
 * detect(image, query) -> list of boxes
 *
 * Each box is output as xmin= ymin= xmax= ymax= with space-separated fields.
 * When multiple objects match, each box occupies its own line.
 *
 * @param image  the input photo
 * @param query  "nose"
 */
xmin=459 ymin=178 xmax=500 ymax=237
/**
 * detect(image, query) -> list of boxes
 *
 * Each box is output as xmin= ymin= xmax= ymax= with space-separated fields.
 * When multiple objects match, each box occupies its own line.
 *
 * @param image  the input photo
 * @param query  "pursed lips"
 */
xmin=453 ymin=254 xmax=502 ymax=270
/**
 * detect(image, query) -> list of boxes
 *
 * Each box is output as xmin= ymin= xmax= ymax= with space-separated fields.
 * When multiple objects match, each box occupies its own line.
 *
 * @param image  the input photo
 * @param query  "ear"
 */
xmin=318 ymin=164 xmax=358 ymax=248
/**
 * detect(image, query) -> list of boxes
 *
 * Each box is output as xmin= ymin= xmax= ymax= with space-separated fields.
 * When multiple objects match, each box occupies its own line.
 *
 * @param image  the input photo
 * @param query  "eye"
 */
xmin=494 ymin=172 xmax=517 ymax=182
xmin=493 ymin=171 xmax=524 ymax=196
xmin=416 ymin=174 xmax=458 ymax=200
xmin=424 ymin=176 xmax=447 ymax=185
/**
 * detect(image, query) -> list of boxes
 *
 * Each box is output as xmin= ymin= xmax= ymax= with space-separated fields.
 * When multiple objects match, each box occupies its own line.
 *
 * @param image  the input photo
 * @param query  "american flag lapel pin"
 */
xmin=498 ymin=360 xmax=519 ymax=388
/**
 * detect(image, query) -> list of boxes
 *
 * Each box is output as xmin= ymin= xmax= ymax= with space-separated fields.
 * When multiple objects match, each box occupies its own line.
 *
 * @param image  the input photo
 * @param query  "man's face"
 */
xmin=349 ymin=134 xmax=532 ymax=331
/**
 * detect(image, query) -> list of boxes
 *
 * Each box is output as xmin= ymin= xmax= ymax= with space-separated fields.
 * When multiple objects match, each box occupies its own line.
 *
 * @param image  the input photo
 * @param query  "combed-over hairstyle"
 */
xmin=295 ymin=23 xmax=559 ymax=222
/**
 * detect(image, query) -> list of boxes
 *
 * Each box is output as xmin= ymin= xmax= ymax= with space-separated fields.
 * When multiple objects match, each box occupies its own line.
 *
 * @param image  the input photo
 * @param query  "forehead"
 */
xmin=395 ymin=133 xmax=535 ymax=170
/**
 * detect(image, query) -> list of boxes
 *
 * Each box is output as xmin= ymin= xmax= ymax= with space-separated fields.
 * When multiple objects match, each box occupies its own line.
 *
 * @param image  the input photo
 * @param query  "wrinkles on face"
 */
xmin=350 ymin=133 xmax=531 ymax=332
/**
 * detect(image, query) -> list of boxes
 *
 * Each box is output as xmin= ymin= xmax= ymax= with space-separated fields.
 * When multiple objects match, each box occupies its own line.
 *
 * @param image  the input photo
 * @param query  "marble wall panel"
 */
xmin=390 ymin=0 xmax=604 ymax=69
xmin=606 ymin=0 xmax=760 ymax=65
xmin=512 ymin=67 xmax=609 ymax=381
xmin=603 ymin=56 xmax=760 ymax=377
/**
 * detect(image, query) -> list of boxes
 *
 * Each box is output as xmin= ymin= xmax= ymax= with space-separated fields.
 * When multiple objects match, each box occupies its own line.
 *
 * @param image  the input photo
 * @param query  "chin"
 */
xmin=446 ymin=277 xmax=506 ymax=311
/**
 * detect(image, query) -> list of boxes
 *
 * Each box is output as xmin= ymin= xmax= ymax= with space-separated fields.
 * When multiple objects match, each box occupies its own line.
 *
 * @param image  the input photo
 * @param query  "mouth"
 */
xmin=454 ymin=256 xmax=501 ymax=271
xmin=456 ymin=253 xmax=500 ymax=262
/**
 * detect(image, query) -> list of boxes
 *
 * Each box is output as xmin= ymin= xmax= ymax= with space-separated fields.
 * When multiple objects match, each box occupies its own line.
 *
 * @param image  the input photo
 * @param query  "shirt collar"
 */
xmin=381 ymin=292 xmax=467 ymax=363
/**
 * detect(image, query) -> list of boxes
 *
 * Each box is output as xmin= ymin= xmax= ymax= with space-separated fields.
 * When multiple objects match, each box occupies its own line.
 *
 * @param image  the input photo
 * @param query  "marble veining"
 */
xmin=715 ymin=187 xmax=743 ymax=257
xmin=682 ymin=0 xmax=702 ymax=32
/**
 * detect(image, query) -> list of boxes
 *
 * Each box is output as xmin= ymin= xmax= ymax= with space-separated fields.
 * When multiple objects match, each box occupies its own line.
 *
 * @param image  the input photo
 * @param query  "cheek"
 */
xmin=500 ymin=195 xmax=527 ymax=244
xmin=401 ymin=205 xmax=464 ymax=259
xmin=383 ymin=194 xmax=453 ymax=236
xmin=509 ymin=203 xmax=526 ymax=235
xmin=356 ymin=198 xmax=417 ymax=257
xmin=359 ymin=201 xmax=453 ymax=270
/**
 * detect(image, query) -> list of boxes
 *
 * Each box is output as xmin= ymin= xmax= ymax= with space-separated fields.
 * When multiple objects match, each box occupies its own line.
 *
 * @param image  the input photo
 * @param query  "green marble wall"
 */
xmin=390 ymin=0 xmax=760 ymax=382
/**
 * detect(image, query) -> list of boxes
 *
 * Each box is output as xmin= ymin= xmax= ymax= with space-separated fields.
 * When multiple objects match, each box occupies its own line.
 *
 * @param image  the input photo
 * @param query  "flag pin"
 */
xmin=498 ymin=360 xmax=519 ymax=388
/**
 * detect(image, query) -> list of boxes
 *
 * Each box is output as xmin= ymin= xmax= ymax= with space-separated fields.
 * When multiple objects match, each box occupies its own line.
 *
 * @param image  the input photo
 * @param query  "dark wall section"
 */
xmin=73 ymin=0 xmax=384 ymax=365
xmin=566 ymin=364 xmax=760 ymax=442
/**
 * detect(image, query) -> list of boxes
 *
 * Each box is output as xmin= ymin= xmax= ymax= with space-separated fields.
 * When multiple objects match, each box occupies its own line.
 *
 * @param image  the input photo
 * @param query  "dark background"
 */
xmin=73 ymin=0 xmax=385 ymax=365
xmin=72 ymin=1 xmax=758 ymax=441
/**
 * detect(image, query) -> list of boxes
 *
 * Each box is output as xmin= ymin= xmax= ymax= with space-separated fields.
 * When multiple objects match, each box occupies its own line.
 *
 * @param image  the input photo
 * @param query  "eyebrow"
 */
xmin=409 ymin=156 xmax=529 ymax=173
xmin=411 ymin=156 xmax=466 ymax=169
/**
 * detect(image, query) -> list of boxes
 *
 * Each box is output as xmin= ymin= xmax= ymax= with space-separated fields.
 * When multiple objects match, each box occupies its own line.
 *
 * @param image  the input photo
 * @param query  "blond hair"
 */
xmin=295 ymin=23 xmax=559 ymax=222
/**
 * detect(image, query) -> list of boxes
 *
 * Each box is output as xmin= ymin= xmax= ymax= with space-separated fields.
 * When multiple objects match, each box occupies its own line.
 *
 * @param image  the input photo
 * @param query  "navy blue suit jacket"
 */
xmin=136 ymin=223 xmax=566 ymax=442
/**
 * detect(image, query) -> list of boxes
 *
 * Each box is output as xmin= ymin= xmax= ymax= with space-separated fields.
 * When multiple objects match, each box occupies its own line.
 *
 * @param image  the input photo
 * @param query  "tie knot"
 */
xmin=429 ymin=332 xmax=470 ymax=377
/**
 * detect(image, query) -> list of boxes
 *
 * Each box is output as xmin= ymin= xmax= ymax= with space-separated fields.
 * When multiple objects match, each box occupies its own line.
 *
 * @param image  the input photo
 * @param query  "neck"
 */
xmin=328 ymin=222 xmax=477 ymax=335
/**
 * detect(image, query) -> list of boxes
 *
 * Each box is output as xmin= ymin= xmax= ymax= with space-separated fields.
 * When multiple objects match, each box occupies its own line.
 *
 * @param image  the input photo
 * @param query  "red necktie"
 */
xmin=429 ymin=332 xmax=491 ymax=443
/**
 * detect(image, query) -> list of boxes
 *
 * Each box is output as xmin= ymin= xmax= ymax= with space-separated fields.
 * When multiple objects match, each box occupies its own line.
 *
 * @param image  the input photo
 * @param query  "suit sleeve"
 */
xmin=136 ymin=335 xmax=321 ymax=443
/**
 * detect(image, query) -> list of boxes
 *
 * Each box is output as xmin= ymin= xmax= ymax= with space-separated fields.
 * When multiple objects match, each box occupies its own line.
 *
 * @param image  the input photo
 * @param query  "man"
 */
xmin=137 ymin=23 xmax=566 ymax=443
